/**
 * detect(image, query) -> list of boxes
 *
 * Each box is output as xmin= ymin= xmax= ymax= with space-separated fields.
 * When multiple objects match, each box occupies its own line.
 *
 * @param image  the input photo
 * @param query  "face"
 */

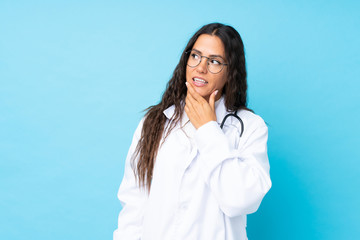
xmin=186 ymin=34 xmax=228 ymax=101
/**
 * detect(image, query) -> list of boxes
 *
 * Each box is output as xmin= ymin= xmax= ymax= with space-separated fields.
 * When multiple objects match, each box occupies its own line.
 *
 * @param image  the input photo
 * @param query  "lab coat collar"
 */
xmin=163 ymin=96 xmax=230 ymax=126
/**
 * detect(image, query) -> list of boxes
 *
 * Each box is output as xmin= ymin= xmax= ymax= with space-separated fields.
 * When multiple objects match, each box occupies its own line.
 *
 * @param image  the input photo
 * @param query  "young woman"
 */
xmin=114 ymin=23 xmax=271 ymax=240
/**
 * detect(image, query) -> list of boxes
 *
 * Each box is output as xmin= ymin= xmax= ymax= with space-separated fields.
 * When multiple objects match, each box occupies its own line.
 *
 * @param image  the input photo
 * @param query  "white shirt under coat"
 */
xmin=114 ymin=96 xmax=272 ymax=240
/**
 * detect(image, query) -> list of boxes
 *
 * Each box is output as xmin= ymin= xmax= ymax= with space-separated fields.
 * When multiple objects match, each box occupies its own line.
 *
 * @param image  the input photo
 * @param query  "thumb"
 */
xmin=209 ymin=90 xmax=218 ymax=111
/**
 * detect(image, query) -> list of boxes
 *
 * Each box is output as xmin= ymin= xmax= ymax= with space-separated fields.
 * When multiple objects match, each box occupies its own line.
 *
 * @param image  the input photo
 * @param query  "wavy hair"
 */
xmin=132 ymin=23 xmax=250 ymax=192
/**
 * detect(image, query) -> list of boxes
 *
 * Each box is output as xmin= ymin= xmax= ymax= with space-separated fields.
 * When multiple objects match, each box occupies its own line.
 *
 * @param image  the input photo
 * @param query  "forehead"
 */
xmin=192 ymin=34 xmax=225 ymax=57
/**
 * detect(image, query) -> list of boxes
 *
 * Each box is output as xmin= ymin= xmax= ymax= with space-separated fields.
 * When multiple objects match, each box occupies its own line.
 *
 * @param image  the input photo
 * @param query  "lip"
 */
xmin=192 ymin=76 xmax=208 ymax=87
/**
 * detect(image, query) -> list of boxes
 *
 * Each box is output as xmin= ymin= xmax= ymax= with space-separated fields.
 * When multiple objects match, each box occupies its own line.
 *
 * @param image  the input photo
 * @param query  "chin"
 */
xmin=193 ymin=88 xmax=207 ymax=96
xmin=198 ymin=91 xmax=212 ymax=100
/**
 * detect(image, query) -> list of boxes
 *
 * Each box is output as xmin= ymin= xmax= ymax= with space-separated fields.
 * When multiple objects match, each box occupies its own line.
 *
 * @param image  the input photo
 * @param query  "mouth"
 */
xmin=192 ymin=77 xmax=208 ymax=87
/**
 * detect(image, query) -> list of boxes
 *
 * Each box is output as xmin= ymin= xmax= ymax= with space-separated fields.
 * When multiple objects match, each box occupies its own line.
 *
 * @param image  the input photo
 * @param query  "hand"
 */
xmin=184 ymin=82 xmax=218 ymax=129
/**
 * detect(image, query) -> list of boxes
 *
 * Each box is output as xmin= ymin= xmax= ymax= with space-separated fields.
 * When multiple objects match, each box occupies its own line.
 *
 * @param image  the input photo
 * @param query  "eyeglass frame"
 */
xmin=185 ymin=50 xmax=228 ymax=74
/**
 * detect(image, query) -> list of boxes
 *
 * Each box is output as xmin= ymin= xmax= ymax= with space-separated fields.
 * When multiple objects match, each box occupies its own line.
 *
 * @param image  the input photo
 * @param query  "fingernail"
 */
xmin=185 ymin=82 xmax=188 ymax=86
xmin=214 ymin=90 xmax=218 ymax=95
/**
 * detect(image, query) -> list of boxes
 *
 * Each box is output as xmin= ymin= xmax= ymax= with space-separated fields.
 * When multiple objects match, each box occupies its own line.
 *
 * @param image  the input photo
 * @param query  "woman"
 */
xmin=114 ymin=23 xmax=271 ymax=240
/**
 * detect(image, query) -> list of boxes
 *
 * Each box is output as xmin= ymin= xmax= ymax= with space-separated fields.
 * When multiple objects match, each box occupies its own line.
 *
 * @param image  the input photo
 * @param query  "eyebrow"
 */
xmin=192 ymin=48 xmax=225 ymax=59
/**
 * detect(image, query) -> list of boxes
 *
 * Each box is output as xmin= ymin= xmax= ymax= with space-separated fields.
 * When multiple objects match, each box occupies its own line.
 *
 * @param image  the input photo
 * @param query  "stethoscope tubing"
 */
xmin=220 ymin=112 xmax=244 ymax=137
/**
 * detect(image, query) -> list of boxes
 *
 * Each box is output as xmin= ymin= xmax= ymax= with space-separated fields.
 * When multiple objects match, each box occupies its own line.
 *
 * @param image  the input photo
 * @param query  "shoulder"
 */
xmin=237 ymin=109 xmax=267 ymax=134
xmin=131 ymin=117 xmax=145 ymax=141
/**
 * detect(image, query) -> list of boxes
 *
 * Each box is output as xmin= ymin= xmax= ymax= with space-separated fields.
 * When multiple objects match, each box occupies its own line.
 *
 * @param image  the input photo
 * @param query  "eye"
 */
xmin=209 ymin=58 xmax=221 ymax=65
xmin=191 ymin=52 xmax=200 ymax=59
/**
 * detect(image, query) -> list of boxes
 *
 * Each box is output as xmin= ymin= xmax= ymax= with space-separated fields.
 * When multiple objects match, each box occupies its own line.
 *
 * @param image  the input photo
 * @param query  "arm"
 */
xmin=185 ymin=82 xmax=271 ymax=217
xmin=194 ymin=119 xmax=271 ymax=217
xmin=113 ymin=120 xmax=147 ymax=240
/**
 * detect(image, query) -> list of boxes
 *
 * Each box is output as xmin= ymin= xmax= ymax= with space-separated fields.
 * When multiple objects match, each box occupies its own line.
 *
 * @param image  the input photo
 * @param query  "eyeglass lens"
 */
xmin=187 ymin=51 xmax=225 ymax=74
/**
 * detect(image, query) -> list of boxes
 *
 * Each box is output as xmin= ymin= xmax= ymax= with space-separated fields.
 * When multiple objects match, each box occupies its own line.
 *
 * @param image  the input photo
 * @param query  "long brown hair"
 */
xmin=132 ymin=23 xmax=250 ymax=192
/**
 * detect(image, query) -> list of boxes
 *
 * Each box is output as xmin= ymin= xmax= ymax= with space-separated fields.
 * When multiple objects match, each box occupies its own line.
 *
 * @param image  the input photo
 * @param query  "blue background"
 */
xmin=1 ymin=0 xmax=359 ymax=239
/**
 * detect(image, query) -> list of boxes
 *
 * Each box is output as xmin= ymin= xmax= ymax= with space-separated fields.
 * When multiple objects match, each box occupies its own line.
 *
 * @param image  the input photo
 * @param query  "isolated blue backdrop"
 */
xmin=1 ymin=0 xmax=359 ymax=239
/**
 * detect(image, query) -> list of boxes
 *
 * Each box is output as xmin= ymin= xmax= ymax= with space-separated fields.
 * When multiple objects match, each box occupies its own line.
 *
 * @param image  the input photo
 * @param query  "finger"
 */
xmin=187 ymin=91 xmax=205 ymax=115
xmin=186 ymin=89 xmax=196 ymax=105
xmin=185 ymin=90 xmax=196 ymax=110
xmin=186 ymin=93 xmax=201 ymax=120
xmin=186 ymin=91 xmax=202 ymax=115
xmin=185 ymin=104 xmax=194 ymax=117
xmin=186 ymin=87 xmax=200 ymax=110
xmin=209 ymin=90 xmax=218 ymax=111
xmin=184 ymin=104 xmax=190 ymax=114
xmin=185 ymin=103 xmax=199 ymax=126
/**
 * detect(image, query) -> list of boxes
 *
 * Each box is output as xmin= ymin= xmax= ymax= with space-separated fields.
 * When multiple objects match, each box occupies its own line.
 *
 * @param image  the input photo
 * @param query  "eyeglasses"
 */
xmin=186 ymin=50 xmax=228 ymax=74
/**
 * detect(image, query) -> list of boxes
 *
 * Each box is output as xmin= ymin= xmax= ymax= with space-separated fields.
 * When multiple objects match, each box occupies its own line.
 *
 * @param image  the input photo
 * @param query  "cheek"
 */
xmin=215 ymin=74 xmax=227 ymax=88
xmin=185 ymin=67 xmax=191 ymax=81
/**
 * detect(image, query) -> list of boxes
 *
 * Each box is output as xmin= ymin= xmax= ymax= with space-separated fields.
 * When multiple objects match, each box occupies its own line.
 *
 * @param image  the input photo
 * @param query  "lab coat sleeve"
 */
xmin=194 ymin=119 xmax=271 ymax=217
xmin=113 ymin=120 xmax=147 ymax=240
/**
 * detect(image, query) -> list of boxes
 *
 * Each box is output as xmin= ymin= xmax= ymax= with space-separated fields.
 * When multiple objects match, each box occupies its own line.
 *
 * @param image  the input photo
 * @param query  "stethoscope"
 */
xmin=220 ymin=112 xmax=244 ymax=137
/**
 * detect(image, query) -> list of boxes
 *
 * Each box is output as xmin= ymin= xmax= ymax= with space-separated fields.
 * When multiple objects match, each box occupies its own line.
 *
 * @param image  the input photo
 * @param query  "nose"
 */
xmin=196 ymin=57 xmax=208 ymax=73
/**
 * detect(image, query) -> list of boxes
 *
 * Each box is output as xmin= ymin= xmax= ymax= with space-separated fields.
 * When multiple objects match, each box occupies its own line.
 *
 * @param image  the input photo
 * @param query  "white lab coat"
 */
xmin=114 ymin=97 xmax=271 ymax=240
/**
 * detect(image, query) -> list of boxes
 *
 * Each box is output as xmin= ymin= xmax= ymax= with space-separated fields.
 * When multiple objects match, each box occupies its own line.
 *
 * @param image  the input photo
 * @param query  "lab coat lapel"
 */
xmin=163 ymin=105 xmax=197 ymax=171
xmin=214 ymin=97 xmax=228 ymax=126
xmin=163 ymin=105 xmax=190 ymax=148
xmin=181 ymin=112 xmax=198 ymax=171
